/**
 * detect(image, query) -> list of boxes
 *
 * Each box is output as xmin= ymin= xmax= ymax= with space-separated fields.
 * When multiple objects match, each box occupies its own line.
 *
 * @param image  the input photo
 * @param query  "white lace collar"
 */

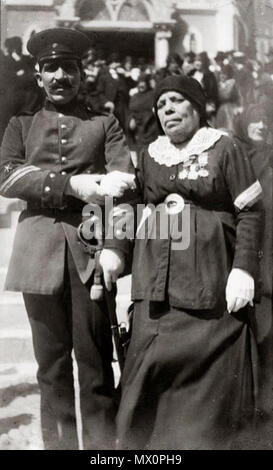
xmin=148 ymin=127 xmax=225 ymax=167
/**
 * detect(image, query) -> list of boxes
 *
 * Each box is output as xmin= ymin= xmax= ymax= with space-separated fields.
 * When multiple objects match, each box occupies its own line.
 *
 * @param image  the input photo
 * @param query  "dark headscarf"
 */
xmin=153 ymin=75 xmax=207 ymax=134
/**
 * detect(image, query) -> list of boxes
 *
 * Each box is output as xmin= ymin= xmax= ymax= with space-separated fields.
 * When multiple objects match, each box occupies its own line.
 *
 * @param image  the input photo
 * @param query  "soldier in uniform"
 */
xmin=0 ymin=28 xmax=135 ymax=450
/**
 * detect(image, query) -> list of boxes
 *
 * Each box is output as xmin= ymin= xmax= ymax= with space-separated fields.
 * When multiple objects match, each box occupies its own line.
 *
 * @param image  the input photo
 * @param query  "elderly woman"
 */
xmin=116 ymin=76 xmax=263 ymax=450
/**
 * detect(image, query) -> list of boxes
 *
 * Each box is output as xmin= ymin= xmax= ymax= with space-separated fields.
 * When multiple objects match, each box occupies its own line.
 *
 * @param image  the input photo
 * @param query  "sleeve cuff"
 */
xmin=232 ymin=248 xmax=260 ymax=281
xmin=41 ymin=171 xmax=71 ymax=209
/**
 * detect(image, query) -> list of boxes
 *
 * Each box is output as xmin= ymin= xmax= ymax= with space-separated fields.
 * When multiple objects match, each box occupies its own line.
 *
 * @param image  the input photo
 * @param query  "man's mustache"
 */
xmin=50 ymin=79 xmax=73 ymax=90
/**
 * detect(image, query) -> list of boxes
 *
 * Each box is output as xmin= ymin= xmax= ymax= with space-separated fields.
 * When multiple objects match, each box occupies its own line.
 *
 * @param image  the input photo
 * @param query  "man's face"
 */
xmin=157 ymin=91 xmax=200 ymax=144
xmin=247 ymin=119 xmax=268 ymax=142
xmin=37 ymin=58 xmax=82 ymax=105
xmin=138 ymin=81 xmax=147 ymax=93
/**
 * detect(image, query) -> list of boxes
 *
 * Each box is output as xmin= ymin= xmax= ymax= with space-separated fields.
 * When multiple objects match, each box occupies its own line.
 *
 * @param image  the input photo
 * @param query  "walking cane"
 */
xmin=77 ymin=215 xmax=126 ymax=373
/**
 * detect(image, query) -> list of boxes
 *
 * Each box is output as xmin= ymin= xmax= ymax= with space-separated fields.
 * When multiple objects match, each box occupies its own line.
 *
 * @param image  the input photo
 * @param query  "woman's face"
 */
xmin=156 ymin=91 xmax=200 ymax=144
xmin=247 ymin=119 xmax=268 ymax=142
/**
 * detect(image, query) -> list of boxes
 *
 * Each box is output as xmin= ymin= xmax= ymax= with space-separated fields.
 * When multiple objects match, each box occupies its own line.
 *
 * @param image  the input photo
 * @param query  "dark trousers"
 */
xmin=23 ymin=247 xmax=118 ymax=450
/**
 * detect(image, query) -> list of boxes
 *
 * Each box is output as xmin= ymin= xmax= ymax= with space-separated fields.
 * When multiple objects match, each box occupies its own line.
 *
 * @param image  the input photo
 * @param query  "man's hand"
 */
xmin=99 ymin=248 xmax=125 ymax=291
xmin=225 ymin=268 xmax=254 ymax=313
xmin=99 ymin=171 xmax=136 ymax=198
xmin=65 ymin=174 xmax=105 ymax=204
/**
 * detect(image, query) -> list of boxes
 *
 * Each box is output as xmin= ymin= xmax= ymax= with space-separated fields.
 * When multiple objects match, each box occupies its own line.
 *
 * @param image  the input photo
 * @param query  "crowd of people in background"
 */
xmin=78 ymin=45 xmax=273 ymax=152
xmin=1 ymin=34 xmax=273 ymax=154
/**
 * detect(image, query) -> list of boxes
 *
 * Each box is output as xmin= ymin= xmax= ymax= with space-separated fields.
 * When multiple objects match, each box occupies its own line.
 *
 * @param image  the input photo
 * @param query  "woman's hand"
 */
xmin=99 ymin=248 xmax=125 ymax=291
xmin=225 ymin=268 xmax=254 ymax=313
xmin=98 ymin=171 xmax=136 ymax=198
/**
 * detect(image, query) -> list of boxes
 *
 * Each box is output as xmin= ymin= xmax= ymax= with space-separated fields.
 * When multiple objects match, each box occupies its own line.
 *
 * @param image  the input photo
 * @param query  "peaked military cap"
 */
xmin=27 ymin=28 xmax=91 ymax=64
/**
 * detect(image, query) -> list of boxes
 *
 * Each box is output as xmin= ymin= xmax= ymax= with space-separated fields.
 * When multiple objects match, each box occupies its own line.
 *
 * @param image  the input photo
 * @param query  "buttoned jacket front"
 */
xmin=0 ymin=99 xmax=133 ymax=294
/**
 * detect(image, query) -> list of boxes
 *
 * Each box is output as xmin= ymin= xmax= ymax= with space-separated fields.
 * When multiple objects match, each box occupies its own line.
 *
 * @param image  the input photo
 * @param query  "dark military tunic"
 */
xmin=0 ymin=98 xmax=133 ymax=450
xmin=117 ymin=127 xmax=263 ymax=450
xmin=0 ymin=98 xmax=133 ymax=293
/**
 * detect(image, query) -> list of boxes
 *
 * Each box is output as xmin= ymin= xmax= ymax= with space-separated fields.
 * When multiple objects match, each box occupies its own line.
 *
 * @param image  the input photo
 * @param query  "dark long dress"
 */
xmin=116 ymin=127 xmax=263 ymax=450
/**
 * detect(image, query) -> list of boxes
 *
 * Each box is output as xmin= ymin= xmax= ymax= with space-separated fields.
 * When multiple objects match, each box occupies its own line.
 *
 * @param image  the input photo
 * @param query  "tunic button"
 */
xmin=58 ymin=113 xmax=64 ymax=118
xmin=61 ymin=124 xmax=67 ymax=129
xmin=61 ymin=139 xmax=67 ymax=144
xmin=61 ymin=171 xmax=67 ymax=175
xmin=258 ymin=250 xmax=263 ymax=259
xmin=44 ymin=186 xmax=51 ymax=193
xmin=169 ymin=174 xmax=176 ymax=181
xmin=49 ymin=172 xmax=56 ymax=178
xmin=61 ymin=156 xmax=67 ymax=163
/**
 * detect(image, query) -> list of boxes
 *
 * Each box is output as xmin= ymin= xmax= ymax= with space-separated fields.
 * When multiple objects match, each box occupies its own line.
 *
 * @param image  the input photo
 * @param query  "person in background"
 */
xmin=216 ymin=64 xmax=241 ymax=132
xmin=116 ymin=75 xmax=263 ymax=450
xmin=0 ymin=28 xmax=135 ymax=451
xmin=189 ymin=51 xmax=219 ymax=122
xmin=128 ymin=74 xmax=158 ymax=159
xmin=156 ymin=52 xmax=184 ymax=81
xmin=96 ymin=52 xmax=131 ymax=132
xmin=0 ymin=36 xmax=43 ymax=143
xmin=254 ymin=74 xmax=273 ymax=137
xmin=0 ymin=48 xmax=12 ymax=144
xmin=123 ymin=55 xmax=133 ymax=73
xmin=233 ymin=105 xmax=273 ymax=446
xmin=182 ymin=51 xmax=196 ymax=75
xmin=80 ymin=48 xmax=104 ymax=113
xmin=232 ymin=52 xmax=255 ymax=108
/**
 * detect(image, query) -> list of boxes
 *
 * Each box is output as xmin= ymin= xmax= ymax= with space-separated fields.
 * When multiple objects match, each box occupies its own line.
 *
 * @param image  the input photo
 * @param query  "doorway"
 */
xmin=83 ymin=29 xmax=154 ymax=64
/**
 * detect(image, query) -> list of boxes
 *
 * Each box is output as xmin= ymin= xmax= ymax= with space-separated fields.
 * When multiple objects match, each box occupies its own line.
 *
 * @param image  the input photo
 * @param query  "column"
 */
xmin=55 ymin=0 xmax=77 ymax=19
xmin=216 ymin=2 xmax=235 ymax=52
xmin=1 ymin=0 xmax=8 ymax=49
xmin=154 ymin=28 xmax=172 ymax=69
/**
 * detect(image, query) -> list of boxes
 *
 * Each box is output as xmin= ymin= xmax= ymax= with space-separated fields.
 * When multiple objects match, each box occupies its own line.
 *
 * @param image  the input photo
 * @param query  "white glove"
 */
xmin=225 ymin=268 xmax=254 ymax=313
xmin=65 ymin=174 xmax=104 ymax=204
xmin=99 ymin=171 xmax=136 ymax=198
xmin=99 ymin=248 xmax=125 ymax=291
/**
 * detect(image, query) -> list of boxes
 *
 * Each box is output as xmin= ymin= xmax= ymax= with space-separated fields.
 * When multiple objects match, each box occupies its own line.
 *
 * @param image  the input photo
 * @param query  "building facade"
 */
xmin=2 ymin=0 xmax=273 ymax=67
